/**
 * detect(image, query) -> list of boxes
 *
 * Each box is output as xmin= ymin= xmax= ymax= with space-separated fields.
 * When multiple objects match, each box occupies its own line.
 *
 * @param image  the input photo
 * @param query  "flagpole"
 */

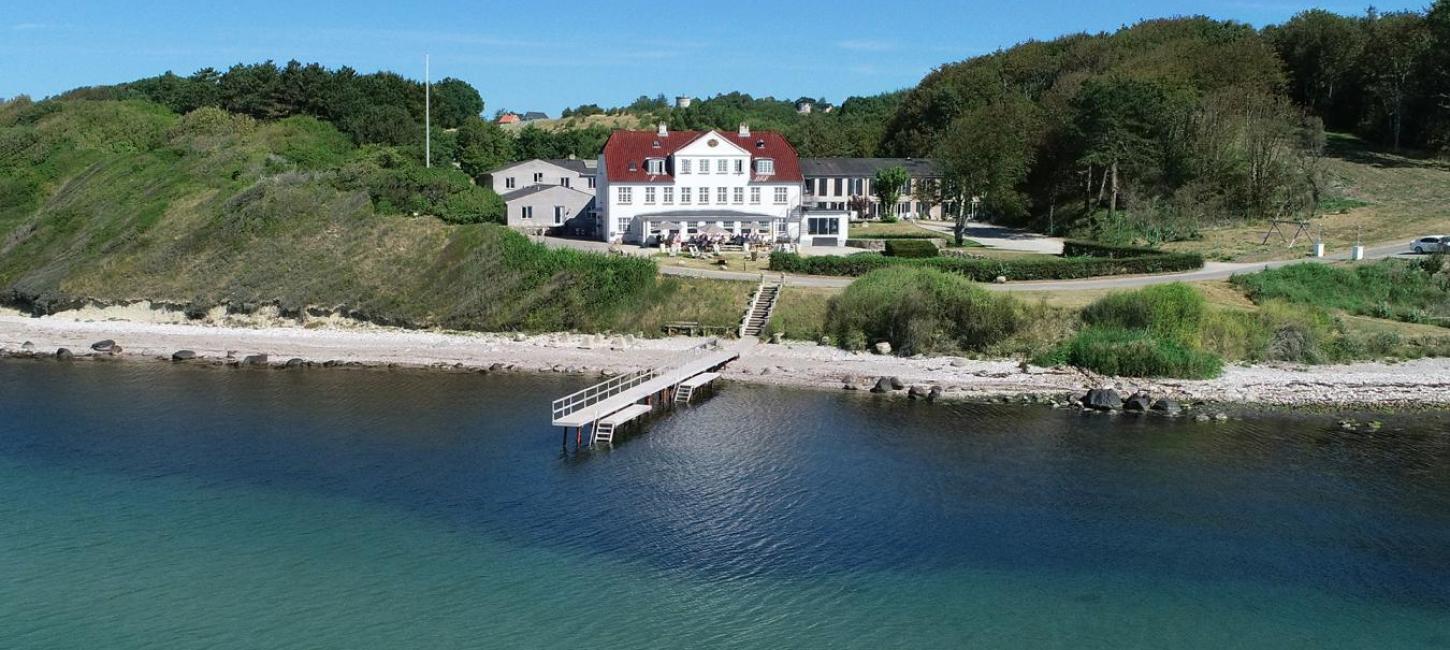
xmin=425 ymin=53 xmax=431 ymax=168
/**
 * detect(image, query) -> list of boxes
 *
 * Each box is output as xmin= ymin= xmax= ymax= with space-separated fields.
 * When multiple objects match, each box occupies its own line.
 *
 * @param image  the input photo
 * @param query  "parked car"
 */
xmin=1411 ymin=236 xmax=1447 ymax=254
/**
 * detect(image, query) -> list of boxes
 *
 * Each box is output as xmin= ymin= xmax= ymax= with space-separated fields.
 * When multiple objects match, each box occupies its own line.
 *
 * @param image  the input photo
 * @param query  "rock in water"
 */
xmin=240 ymin=354 xmax=269 ymax=367
xmin=888 ymin=376 xmax=906 ymax=390
xmin=927 ymin=386 xmax=944 ymax=403
xmin=907 ymin=385 xmax=929 ymax=400
xmin=55 ymin=348 xmax=74 ymax=361
xmin=1150 ymin=399 xmax=1182 ymax=415
xmin=872 ymin=341 xmax=893 ymax=355
xmin=1081 ymin=388 xmax=1123 ymax=411
xmin=90 ymin=339 xmax=115 ymax=353
xmin=870 ymin=377 xmax=896 ymax=393
xmin=284 ymin=358 xmax=305 ymax=369
xmin=172 ymin=350 xmax=197 ymax=362
xmin=1123 ymin=392 xmax=1152 ymax=412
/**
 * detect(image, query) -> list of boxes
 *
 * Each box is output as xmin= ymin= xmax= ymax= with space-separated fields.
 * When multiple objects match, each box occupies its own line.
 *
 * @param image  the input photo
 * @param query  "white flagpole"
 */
xmin=425 ymin=53 xmax=431 ymax=168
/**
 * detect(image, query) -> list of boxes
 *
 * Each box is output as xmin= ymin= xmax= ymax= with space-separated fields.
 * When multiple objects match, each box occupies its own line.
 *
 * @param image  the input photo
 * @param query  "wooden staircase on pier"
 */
xmin=740 ymin=278 xmax=782 ymax=338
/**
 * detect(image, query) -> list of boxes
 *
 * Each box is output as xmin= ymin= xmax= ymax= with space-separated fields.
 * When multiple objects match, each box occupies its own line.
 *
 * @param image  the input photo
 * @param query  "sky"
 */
xmin=0 ymin=1 xmax=1430 ymax=115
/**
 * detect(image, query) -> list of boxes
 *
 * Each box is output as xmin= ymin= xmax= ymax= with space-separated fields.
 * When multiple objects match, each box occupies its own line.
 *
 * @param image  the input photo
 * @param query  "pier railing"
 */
xmin=552 ymin=368 xmax=660 ymax=423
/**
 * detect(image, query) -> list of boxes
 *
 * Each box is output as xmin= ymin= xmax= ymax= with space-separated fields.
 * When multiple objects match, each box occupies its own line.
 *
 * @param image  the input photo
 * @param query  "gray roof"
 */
xmin=800 ymin=158 xmax=940 ymax=177
xmin=545 ymin=158 xmax=597 ymax=175
xmin=522 ymin=111 xmax=549 ymax=121
xmin=499 ymin=184 xmax=592 ymax=202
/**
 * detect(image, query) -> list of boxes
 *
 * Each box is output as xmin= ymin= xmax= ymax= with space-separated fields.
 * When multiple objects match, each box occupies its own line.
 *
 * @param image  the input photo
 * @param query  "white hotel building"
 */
xmin=595 ymin=124 xmax=847 ymax=246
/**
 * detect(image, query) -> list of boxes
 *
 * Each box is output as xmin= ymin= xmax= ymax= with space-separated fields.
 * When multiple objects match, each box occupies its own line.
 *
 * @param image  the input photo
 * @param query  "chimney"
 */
xmin=657 ymin=123 xmax=668 ymax=137
xmin=738 ymin=123 xmax=750 ymax=137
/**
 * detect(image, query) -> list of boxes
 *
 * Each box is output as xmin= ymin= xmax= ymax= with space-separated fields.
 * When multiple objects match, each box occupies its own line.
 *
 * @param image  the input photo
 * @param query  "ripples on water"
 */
xmin=2 ymin=361 xmax=1449 ymax=648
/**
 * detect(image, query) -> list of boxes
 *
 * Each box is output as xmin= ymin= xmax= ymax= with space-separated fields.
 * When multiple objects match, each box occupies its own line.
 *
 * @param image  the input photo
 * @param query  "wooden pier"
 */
xmin=551 ymin=348 xmax=737 ymax=446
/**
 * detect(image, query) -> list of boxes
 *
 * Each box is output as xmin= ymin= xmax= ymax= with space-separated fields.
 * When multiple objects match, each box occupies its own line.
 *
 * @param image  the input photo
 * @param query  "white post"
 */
xmin=424 ymin=53 xmax=431 ymax=169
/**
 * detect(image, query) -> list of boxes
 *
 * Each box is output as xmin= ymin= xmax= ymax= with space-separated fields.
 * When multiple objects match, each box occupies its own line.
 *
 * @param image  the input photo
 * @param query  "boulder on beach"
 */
xmin=171 ymin=350 xmax=197 ymax=362
xmin=1151 ymin=399 xmax=1183 ymax=415
xmin=1081 ymin=388 xmax=1123 ymax=411
xmin=889 ymin=376 xmax=906 ymax=390
xmin=55 ymin=348 xmax=74 ymax=361
xmin=284 ymin=358 xmax=305 ymax=369
xmin=240 ymin=354 xmax=269 ymax=367
xmin=21 ymin=341 xmax=35 ymax=351
xmin=870 ymin=377 xmax=898 ymax=393
xmin=907 ymin=385 xmax=929 ymax=400
xmin=90 ymin=339 xmax=115 ymax=352
xmin=1123 ymin=392 xmax=1152 ymax=412
xmin=872 ymin=341 xmax=893 ymax=355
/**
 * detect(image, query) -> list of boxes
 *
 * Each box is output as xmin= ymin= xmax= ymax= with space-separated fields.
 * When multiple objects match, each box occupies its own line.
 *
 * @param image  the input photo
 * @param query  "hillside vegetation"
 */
xmin=0 ymin=97 xmax=748 ymax=332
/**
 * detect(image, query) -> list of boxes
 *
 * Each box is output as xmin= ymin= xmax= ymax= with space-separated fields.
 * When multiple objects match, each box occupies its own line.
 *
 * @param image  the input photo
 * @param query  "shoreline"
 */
xmin=3 ymin=307 xmax=1450 ymax=410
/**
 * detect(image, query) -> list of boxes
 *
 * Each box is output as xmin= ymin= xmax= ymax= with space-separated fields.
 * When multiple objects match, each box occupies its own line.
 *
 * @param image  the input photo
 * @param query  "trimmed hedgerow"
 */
xmin=769 ymin=247 xmax=1203 ymax=281
xmin=884 ymin=239 xmax=940 ymax=258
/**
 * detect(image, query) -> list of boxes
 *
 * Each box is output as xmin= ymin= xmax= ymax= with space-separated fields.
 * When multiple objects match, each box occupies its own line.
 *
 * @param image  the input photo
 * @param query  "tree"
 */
xmin=873 ymin=166 xmax=909 ymax=220
xmin=938 ymin=97 xmax=1038 ymax=245
xmin=430 ymin=78 xmax=485 ymax=129
xmin=1363 ymin=11 xmax=1432 ymax=151
xmin=1072 ymin=77 xmax=1182 ymax=218
xmin=455 ymin=117 xmax=516 ymax=178
xmin=1269 ymin=10 xmax=1366 ymax=127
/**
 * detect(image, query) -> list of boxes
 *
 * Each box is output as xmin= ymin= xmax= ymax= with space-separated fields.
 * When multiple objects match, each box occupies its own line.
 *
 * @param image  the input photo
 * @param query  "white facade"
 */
xmin=597 ymin=129 xmax=804 ymax=245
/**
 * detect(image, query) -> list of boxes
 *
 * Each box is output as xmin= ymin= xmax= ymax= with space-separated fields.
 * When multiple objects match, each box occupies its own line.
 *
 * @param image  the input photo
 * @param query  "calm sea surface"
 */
xmin=2 ymin=361 xmax=1449 ymax=648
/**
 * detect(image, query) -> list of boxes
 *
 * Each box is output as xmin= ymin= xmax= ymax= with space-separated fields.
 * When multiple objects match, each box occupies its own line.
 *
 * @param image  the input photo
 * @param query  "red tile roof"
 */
xmin=601 ymin=129 xmax=802 ymax=183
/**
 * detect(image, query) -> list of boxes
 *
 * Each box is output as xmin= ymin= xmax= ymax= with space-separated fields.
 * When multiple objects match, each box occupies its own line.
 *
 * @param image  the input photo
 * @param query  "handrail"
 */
xmin=551 ymin=368 xmax=659 ymax=422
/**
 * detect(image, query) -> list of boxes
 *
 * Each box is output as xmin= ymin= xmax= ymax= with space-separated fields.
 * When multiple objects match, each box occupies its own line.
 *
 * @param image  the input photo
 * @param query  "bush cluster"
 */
xmin=825 ymin=266 xmax=1021 ymax=356
xmin=769 ymin=244 xmax=1202 ymax=281
xmin=883 ymin=239 xmax=940 ymax=258
xmin=1036 ymin=283 xmax=1224 ymax=379
xmin=1231 ymin=261 xmax=1450 ymax=327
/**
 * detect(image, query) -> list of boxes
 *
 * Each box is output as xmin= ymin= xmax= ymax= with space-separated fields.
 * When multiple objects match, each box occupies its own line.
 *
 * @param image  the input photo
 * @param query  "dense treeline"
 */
xmin=880 ymin=5 xmax=1450 ymax=243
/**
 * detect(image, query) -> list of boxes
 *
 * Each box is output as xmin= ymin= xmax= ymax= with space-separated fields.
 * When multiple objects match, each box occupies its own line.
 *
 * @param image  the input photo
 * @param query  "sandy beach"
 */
xmin=3 ymin=305 xmax=1450 ymax=408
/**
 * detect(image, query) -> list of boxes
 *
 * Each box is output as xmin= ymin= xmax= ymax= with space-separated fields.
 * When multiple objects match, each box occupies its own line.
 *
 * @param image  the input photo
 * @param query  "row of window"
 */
xmin=503 ymin=174 xmax=596 ymax=190
xmin=809 ymin=176 xmax=924 ymax=196
xmin=617 ymin=186 xmax=790 ymax=206
xmin=644 ymin=158 xmax=775 ymax=176
xmin=518 ymin=205 xmax=570 ymax=224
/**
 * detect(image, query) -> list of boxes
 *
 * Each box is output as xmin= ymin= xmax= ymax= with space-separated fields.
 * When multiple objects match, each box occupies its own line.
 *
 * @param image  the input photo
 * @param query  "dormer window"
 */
xmin=755 ymin=139 xmax=765 ymax=149
xmin=628 ymin=161 xmax=638 ymax=172
xmin=646 ymin=158 xmax=665 ymax=175
xmin=651 ymin=140 xmax=661 ymax=148
xmin=755 ymin=158 xmax=775 ymax=175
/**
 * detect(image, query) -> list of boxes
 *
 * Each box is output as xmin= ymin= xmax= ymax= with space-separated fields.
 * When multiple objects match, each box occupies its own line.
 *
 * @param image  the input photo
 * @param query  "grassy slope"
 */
xmin=0 ymin=99 xmax=750 ymax=333
xmin=1164 ymin=134 xmax=1450 ymax=262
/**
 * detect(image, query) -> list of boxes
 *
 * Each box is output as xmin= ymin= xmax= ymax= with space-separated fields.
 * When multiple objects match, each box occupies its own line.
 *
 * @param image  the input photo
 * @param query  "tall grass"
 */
xmin=1038 ymin=283 xmax=1224 ymax=378
xmin=826 ymin=266 xmax=1021 ymax=355
xmin=1231 ymin=261 xmax=1450 ymax=327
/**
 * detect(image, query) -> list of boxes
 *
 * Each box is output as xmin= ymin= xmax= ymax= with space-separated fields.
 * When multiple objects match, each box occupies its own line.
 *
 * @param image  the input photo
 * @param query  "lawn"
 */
xmin=848 ymin=220 xmax=949 ymax=239
xmin=1163 ymin=133 xmax=1450 ymax=262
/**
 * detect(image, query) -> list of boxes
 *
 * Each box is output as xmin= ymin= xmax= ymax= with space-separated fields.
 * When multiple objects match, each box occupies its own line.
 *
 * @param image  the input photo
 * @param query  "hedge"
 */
xmin=769 ymin=247 xmax=1203 ymax=282
xmin=884 ymin=239 xmax=940 ymax=258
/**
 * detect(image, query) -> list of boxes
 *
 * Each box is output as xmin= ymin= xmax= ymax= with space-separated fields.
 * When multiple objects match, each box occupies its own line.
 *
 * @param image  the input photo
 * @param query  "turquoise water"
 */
xmin=2 ymin=361 xmax=1449 ymax=648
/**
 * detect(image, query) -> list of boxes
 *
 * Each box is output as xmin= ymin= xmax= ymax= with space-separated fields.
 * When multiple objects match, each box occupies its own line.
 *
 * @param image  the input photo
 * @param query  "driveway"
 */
xmin=916 ymin=220 xmax=1065 ymax=254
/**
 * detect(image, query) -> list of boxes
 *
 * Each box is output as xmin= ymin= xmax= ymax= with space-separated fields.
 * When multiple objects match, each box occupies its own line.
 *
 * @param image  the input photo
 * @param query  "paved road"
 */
xmin=916 ymin=220 xmax=1066 ymax=254
xmin=659 ymin=241 xmax=1415 ymax=291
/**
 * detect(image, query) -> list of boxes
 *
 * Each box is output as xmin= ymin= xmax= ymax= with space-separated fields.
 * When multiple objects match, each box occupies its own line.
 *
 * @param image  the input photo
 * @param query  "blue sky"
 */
xmin=1 ymin=1 xmax=1428 ymax=115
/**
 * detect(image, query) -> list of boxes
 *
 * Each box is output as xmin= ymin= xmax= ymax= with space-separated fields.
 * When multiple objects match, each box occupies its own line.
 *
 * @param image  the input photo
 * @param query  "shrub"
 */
xmin=1080 ymin=283 xmax=1206 ymax=345
xmin=825 ymin=266 xmax=1021 ymax=356
xmin=1232 ymin=261 xmax=1449 ymax=328
xmin=884 ymin=239 xmax=939 ymax=258
xmin=1043 ymin=327 xmax=1224 ymax=379
xmin=769 ymin=247 xmax=1203 ymax=281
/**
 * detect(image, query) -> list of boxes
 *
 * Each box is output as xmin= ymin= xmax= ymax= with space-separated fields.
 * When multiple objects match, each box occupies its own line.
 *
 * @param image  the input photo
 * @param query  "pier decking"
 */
xmin=550 ymin=349 xmax=738 ymax=429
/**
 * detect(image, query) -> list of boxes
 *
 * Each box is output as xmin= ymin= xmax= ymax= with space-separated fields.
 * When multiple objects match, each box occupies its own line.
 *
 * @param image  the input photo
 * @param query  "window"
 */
xmin=646 ymin=158 xmax=665 ymax=175
xmin=699 ymin=187 xmax=709 ymax=205
xmin=663 ymin=187 xmax=674 ymax=204
xmin=587 ymin=176 xmax=596 ymax=189
xmin=716 ymin=159 xmax=728 ymax=173
xmin=505 ymin=177 xmax=517 ymax=190
xmin=533 ymin=172 xmax=544 ymax=183
xmin=899 ymin=202 xmax=910 ymax=215
xmin=644 ymin=187 xmax=656 ymax=204
xmin=699 ymin=159 xmax=710 ymax=174
xmin=615 ymin=217 xmax=632 ymax=234
xmin=756 ymin=159 xmax=775 ymax=175
xmin=733 ymin=187 xmax=744 ymax=204
xmin=717 ymin=187 xmax=728 ymax=204
xmin=852 ymin=178 xmax=864 ymax=194
xmin=734 ymin=159 xmax=744 ymax=174
xmin=680 ymin=187 xmax=691 ymax=204
xmin=680 ymin=159 xmax=692 ymax=174
xmin=750 ymin=187 xmax=761 ymax=204
xmin=554 ymin=206 xmax=566 ymax=224
xmin=561 ymin=177 xmax=571 ymax=188
xmin=521 ymin=206 xmax=533 ymax=219
xmin=815 ymin=178 xmax=827 ymax=195
xmin=834 ymin=178 xmax=844 ymax=195
xmin=774 ymin=187 xmax=788 ymax=204
xmin=618 ymin=187 xmax=632 ymax=205
xmin=808 ymin=217 xmax=840 ymax=235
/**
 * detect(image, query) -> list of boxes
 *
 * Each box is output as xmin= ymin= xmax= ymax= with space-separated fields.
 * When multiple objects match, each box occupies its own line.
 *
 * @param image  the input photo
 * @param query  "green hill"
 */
xmin=0 ymin=97 xmax=746 ymax=332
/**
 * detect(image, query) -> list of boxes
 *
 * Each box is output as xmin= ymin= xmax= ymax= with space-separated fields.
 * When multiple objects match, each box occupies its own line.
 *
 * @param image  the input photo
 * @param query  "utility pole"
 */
xmin=425 ymin=53 xmax=431 ymax=168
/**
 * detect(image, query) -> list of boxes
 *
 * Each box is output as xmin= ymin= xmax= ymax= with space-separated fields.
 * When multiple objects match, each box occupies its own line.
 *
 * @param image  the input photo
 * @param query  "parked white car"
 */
xmin=1410 ymin=236 xmax=1447 ymax=254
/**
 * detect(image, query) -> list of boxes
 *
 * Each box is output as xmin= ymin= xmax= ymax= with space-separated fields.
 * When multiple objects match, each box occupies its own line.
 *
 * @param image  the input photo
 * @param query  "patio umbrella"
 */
xmin=702 ymin=225 xmax=729 ymax=237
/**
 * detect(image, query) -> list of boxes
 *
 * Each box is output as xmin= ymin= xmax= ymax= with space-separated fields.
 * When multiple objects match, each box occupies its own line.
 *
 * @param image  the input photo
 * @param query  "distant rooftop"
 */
xmin=800 ymin=158 xmax=940 ymax=177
